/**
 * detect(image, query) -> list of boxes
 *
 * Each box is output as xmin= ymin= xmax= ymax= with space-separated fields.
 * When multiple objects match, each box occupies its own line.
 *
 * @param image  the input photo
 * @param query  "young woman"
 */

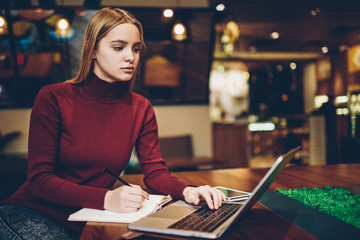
xmin=0 ymin=7 xmax=226 ymax=240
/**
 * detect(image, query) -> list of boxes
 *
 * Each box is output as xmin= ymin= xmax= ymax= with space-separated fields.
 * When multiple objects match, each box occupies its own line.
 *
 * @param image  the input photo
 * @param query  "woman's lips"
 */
xmin=122 ymin=67 xmax=134 ymax=73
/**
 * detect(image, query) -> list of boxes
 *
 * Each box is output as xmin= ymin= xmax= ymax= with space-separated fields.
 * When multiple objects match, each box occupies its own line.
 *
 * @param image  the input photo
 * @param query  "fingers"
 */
xmin=130 ymin=184 xmax=150 ymax=201
xmin=104 ymin=185 xmax=149 ymax=213
xmin=183 ymin=186 xmax=227 ymax=210
xmin=122 ymin=185 xmax=148 ymax=205
xmin=199 ymin=185 xmax=215 ymax=209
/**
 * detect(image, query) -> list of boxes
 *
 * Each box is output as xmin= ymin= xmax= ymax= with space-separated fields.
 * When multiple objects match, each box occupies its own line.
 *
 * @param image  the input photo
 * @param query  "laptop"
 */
xmin=129 ymin=146 xmax=301 ymax=239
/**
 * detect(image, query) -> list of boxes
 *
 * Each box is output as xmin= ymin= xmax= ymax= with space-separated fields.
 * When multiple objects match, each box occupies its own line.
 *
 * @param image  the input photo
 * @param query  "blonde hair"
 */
xmin=68 ymin=7 xmax=144 ymax=91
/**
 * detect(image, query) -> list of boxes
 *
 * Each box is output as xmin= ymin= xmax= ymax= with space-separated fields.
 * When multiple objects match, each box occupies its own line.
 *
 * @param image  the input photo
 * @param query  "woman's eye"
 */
xmin=114 ymin=46 xmax=123 ymax=51
xmin=133 ymin=47 xmax=141 ymax=52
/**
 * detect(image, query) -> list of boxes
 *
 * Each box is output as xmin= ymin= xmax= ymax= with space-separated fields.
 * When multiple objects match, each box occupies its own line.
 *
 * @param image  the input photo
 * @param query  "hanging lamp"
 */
xmin=171 ymin=0 xmax=188 ymax=41
xmin=0 ymin=16 xmax=8 ymax=35
xmin=172 ymin=20 xmax=187 ymax=41
xmin=55 ymin=17 xmax=71 ymax=38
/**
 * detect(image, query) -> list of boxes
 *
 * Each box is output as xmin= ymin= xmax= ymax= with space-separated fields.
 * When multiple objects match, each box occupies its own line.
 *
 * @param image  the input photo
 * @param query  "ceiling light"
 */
xmin=163 ymin=9 xmax=173 ymax=18
xmin=321 ymin=46 xmax=329 ymax=54
xmin=0 ymin=16 xmax=8 ymax=35
xmin=216 ymin=4 xmax=225 ymax=11
xmin=172 ymin=21 xmax=187 ymax=41
xmin=290 ymin=62 xmax=297 ymax=70
xmin=270 ymin=32 xmax=279 ymax=39
xmin=55 ymin=17 xmax=71 ymax=38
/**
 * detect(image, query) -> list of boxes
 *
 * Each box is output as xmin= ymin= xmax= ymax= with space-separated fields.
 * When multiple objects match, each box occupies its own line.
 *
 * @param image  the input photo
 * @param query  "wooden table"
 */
xmin=80 ymin=163 xmax=360 ymax=240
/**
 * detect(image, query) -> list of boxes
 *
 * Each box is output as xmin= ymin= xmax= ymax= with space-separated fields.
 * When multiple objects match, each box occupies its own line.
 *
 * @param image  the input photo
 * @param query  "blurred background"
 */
xmin=1 ymin=0 xmax=360 ymax=199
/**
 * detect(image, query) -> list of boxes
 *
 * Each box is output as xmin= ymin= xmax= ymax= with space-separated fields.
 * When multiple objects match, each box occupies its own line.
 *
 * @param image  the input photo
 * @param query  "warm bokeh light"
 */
xmin=336 ymin=108 xmax=349 ymax=115
xmin=0 ymin=17 xmax=5 ymax=27
xmin=55 ymin=17 xmax=71 ymax=38
xmin=58 ymin=19 xmax=68 ymax=30
xmin=335 ymin=96 xmax=348 ymax=104
xmin=321 ymin=46 xmax=329 ymax=54
xmin=290 ymin=62 xmax=297 ymax=70
xmin=174 ymin=23 xmax=185 ymax=34
xmin=270 ymin=32 xmax=279 ymax=39
xmin=314 ymin=95 xmax=329 ymax=109
xmin=163 ymin=9 xmax=173 ymax=18
xmin=310 ymin=8 xmax=321 ymax=16
xmin=0 ymin=16 xmax=8 ymax=35
xmin=172 ymin=21 xmax=187 ymax=41
xmin=216 ymin=4 xmax=225 ymax=11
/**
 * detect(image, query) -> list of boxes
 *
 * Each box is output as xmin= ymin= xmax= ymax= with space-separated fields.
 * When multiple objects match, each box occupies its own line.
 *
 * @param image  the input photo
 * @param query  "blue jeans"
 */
xmin=0 ymin=205 xmax=80 ymax=240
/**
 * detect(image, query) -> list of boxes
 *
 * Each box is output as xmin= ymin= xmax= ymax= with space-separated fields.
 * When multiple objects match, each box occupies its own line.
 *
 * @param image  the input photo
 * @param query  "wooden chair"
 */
xmin=159 ymin=135 xmax=193 ymax=159
xmin=159 ymin=135 xmax=215 ymax=171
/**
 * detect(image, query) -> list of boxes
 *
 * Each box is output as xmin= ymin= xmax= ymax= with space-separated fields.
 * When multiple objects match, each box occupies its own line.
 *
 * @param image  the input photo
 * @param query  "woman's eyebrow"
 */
xmin=110 ymin=40 xmax=141 ymax=46
xmin=110 ymin=40 xmax=127 ymax=44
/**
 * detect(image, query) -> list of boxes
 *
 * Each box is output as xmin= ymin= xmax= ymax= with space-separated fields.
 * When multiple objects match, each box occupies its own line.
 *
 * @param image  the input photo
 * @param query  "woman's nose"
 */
xmin=124 ymin=49 xmax=135 ymax=62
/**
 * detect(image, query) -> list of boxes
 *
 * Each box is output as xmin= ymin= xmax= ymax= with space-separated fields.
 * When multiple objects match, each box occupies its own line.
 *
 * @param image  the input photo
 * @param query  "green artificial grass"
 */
xmin=277 ymin=185 xmax=360 ymax=229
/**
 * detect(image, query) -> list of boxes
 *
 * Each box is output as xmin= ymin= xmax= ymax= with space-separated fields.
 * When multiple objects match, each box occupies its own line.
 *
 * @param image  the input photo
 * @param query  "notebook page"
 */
xmin=68 ymin=194 xmax=166 ymax=223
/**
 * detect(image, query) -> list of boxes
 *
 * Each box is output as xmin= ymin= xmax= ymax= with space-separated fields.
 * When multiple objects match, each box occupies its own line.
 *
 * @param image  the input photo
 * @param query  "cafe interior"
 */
xmin=1 ymin=0 xmax=360 ymax=201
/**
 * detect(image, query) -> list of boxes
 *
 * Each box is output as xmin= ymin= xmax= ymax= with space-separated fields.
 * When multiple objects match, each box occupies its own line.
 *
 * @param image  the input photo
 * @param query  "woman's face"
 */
xmin=92 ymin=23 xmax=141 ymax=83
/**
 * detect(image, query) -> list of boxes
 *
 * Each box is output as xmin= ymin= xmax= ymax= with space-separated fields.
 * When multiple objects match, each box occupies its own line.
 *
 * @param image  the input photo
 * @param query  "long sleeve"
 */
xmin=3 ymin=74 xmax=190 ymax=232
xmin=135 ymin=102 xmax=188 ymax=199
xmin=27 ymin=86 xmax=108 ymax=209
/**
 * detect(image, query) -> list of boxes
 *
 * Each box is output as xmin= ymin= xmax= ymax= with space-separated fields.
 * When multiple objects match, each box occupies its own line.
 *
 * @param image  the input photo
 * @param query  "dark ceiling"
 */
xmin=2 ymin=0 xmax=360 ymax=60
xmin=217 ymin=0 xmax=360 ymax=57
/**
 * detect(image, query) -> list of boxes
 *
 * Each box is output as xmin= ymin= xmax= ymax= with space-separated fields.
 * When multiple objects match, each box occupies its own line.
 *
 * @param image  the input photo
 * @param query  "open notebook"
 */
xmin=68 ymin=194 xmax=171 ymax=223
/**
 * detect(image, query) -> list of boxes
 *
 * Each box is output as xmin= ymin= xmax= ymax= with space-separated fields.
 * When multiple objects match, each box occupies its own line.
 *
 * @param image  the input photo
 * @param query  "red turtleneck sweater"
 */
xmin=3 ymin=74 xmax=189 ymax=232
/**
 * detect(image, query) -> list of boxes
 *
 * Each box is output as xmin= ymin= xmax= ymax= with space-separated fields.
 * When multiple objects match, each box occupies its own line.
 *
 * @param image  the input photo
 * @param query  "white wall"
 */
xmin=0 ymin=105 xmax=212 ymax=157
xmin=0 ymin=109 xmax=31 ymax=154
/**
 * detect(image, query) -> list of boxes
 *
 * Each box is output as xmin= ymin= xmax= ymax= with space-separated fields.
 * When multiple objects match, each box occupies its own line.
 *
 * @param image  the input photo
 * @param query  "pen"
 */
xmin=153 ymin=195 xmax=172 ymax=213
xmin=103 ymin=167 xmax=131 ymax=186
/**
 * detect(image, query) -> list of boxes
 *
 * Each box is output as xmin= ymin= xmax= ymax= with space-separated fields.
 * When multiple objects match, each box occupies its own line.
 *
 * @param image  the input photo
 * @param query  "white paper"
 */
xmin=68 ymin=194 xmax=165 ymax=223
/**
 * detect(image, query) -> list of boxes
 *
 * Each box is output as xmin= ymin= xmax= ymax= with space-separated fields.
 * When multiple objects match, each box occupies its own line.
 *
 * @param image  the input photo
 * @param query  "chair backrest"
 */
xmin=158 ymin=135 xmax=193 ymax=158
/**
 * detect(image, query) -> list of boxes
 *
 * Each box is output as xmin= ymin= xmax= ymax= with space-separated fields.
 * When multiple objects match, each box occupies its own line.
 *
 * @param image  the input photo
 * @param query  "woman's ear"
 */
xmin=92 ymin=51 xmax=96 ymax=59
xmin=92 ymin=47 xmax=97 ymax=59
xmin=86 ymin=40 xmax=96 ymax=59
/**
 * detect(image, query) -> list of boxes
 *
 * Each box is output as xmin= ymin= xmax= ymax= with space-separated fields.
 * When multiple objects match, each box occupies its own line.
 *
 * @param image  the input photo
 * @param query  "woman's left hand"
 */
xmin=183 ymin=185 xmax=227 ymax=209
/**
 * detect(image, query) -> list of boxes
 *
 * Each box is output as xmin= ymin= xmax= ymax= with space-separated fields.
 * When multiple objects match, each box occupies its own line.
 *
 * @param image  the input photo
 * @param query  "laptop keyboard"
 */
xmin=168 ymin=203 xmax=242 ymax=232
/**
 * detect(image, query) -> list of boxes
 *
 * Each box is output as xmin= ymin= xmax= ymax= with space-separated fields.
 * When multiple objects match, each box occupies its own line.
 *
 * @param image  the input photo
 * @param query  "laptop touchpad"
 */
xmin=151 ymin=202 xmax=199 ymax=219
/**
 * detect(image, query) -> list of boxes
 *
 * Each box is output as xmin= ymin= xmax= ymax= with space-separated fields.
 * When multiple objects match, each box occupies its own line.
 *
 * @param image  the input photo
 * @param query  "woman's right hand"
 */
xmin=103 ymin=185 xmax=149 ymax=212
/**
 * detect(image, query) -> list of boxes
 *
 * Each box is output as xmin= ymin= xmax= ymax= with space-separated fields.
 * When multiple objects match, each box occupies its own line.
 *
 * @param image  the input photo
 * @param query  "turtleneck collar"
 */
xmin=81 ymin=73 xmax=128 ymax=103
